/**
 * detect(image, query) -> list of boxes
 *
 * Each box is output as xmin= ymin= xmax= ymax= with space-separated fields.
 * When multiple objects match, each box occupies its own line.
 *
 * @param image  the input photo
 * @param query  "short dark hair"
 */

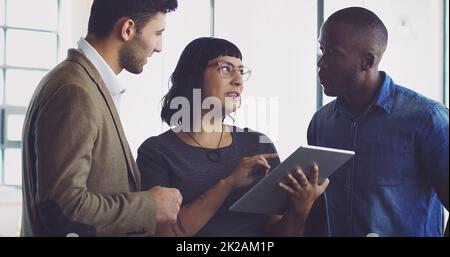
xmin=88 ymin=0 xmax=178 ymax=38
xmin=161 ymin=37 xmax=242 ymax=126
xmin=326 ymin=7 xmax=388 ymax=53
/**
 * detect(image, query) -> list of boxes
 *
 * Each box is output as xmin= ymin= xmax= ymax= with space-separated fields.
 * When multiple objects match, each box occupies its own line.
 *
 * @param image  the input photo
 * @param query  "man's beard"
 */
xmin=119 ymin=35 xmax=147 ymax=74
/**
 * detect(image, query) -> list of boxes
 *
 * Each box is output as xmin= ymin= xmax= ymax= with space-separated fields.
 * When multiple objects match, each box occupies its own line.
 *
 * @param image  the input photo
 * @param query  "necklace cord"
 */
xmin=186 ymin=126 xmax=225 ymax=162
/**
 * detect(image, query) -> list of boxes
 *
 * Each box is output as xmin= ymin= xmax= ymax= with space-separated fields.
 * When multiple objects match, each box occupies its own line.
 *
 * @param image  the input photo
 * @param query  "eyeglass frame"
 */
xmin=207 ymin=61 xmax=252 ymax=81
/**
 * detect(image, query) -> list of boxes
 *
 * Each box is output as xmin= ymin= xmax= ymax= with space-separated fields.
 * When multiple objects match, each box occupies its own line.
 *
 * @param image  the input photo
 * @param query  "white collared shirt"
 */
xmin=77 ymin=38 xmax=125 ymax=112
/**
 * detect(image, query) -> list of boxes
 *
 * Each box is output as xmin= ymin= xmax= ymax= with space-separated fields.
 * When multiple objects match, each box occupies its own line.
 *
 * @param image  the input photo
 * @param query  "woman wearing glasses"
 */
xmin=137 ymin=37 xmax=328 ymax=236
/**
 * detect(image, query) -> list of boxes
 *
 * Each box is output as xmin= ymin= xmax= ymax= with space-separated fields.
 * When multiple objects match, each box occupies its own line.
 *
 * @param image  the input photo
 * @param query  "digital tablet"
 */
xmin=229 ymin=145 xmax=355 ymax=215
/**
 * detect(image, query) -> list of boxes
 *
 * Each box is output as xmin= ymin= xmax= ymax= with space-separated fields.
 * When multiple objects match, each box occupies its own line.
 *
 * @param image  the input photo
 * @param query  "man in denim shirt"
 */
xmin=308 ymin=7 xmax=449 ymax=236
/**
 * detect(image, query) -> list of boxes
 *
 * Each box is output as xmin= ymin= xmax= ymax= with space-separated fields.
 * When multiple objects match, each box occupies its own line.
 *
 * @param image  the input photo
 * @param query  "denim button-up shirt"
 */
xmin=308 ymin=72 xmax=449 ymax=236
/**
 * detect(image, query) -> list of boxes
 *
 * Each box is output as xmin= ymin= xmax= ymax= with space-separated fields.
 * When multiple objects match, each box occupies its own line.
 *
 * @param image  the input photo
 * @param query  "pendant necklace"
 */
xmin=187 ymin=127 xmax=224 ymax=163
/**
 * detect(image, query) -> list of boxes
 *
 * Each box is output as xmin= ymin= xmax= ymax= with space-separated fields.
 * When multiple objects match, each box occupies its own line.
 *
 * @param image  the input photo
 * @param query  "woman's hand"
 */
xmin=278 ymin=164 xmax=329 ymax=217
xmin=225 ymin=153 xmax=279 ymax=189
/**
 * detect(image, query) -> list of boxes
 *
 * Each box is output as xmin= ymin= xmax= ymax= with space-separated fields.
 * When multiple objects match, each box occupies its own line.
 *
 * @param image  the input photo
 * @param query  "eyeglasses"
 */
xmin=208 ymin=61 xmax=252 ymax=81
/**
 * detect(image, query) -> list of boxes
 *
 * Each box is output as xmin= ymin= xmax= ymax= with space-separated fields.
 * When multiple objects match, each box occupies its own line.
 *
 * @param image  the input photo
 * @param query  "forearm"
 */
xmin=156 ymin=178 xmax=234 ymax=236
xmin=267 ymin=208 xmax=311 ymax=237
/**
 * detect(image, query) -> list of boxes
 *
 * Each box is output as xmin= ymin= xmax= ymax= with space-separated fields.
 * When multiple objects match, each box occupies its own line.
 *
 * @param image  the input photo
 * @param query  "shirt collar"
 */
xmin=334 ymin=71 xmax=396 ymax=115
xmin=77 ymin=38 xmax=126 ymax=97
xmin=373 ymin=71 xmax=395 ymax=114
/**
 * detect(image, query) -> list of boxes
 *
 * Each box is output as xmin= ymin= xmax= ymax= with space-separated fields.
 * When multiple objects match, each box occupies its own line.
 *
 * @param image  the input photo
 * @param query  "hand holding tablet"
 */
xmin=229 ymin=145 xmax=355 ymax=215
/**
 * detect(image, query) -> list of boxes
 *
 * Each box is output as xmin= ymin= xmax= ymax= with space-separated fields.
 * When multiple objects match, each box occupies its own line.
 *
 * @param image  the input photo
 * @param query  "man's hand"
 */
xmin=148 ymin=186 xmax=183 ymax=224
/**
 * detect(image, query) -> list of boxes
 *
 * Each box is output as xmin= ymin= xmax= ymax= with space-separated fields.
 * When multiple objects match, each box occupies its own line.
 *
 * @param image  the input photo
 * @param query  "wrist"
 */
xmin=220 ymin=177 xmax=235 ymax=190
xmin=286 ymin=203 xmax=313 ymax=221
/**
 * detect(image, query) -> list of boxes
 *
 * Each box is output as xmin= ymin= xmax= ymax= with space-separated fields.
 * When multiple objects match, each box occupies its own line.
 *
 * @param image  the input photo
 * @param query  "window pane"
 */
xmin=5 ymin=148 xmax=22 ymax=186
xmin=0 ymin=70 xmax=3 ymax=104
xmin=0 ymin=150 xmax=3 ymax=184
xmin=446 ymin=0 xmax=449 ymax=108
xmin=7 ymin=114 xmax=24 ymax=142
xmin=0 ymin=186 xmax=22 ymax=236
xmin=5 ymin=69 xmax=46 ymax=106
xmin=7 ymin=0 xmax=58 ymax=30
xmin=6 ymin=30 xmax=57 ymax=68
xmin=0 ymin=0 xmax=4 ymax=25
xmin=0 ymin=29 xmax=4 ymax=65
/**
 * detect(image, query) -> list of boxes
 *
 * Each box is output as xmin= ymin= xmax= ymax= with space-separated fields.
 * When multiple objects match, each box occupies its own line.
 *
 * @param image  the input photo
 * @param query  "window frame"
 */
xmin=0 ymin=0 xmax=61 ymax=187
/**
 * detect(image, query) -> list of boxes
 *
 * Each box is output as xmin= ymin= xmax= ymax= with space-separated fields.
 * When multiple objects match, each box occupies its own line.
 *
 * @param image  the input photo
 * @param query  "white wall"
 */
xmin=214 ymin=0 xmax=318 ymax=160
xmin=120 ymin=0 xmax=211 ymax=157
xmin=69 ymin=0 xmax=92 ymax=48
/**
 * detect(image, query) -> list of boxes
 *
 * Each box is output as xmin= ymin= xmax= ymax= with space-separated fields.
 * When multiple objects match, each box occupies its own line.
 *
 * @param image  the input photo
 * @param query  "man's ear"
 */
xmin=118 ymin=18 xmax=136 ymax=42
xmin=361 ymin=52 xmax=375 ymax=71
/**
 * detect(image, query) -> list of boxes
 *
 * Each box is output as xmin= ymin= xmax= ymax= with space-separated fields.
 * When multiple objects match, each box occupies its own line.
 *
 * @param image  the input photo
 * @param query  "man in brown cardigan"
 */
xmin=21 ymin=0 xmax=182 ymax=236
